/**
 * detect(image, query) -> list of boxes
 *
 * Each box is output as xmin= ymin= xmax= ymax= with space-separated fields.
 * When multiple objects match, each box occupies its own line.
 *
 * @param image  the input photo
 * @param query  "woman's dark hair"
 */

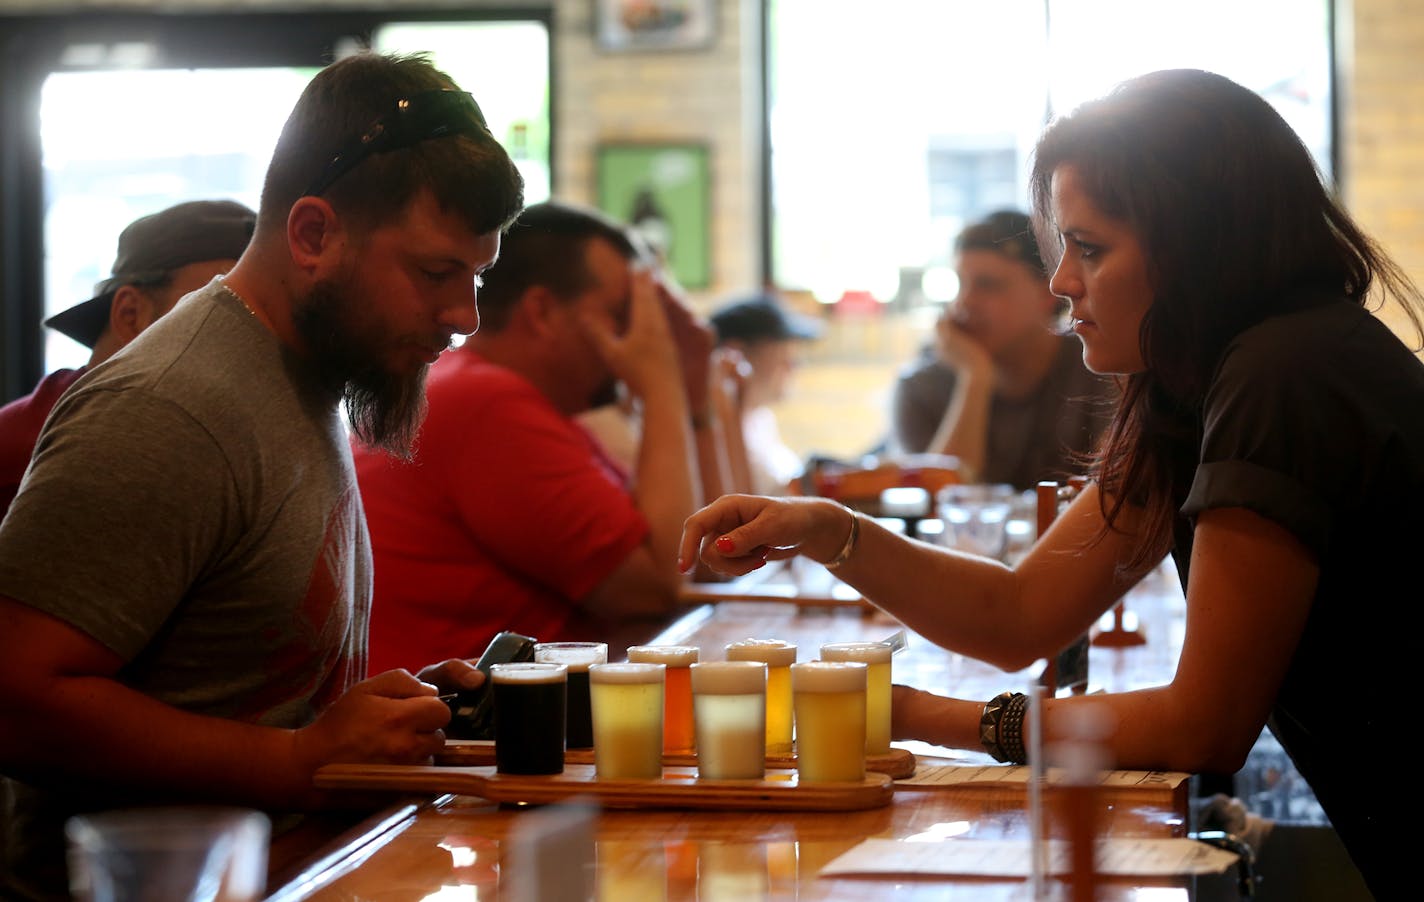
xmin=1029 ymin=68 xmax=1424 ymax=572
xmin=260 ymin=51 xmax=524 ymax=238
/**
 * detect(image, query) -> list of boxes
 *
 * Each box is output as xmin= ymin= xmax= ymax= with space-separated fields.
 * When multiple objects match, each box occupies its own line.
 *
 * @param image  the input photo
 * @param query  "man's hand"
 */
xmin=710 ymin=347 xmax=751 ymax=423
xmin=415 ymin=658 xmax=485 ymax=694
xmin=290 ymin=670 xmax=451 ymax=803
xmin=580 ymin=266 xmax=682 ymax=402
xmin=934 ymin=306 xmax=994 ymax=382
xmin=657 ymin=275 xmax=716 ymax=419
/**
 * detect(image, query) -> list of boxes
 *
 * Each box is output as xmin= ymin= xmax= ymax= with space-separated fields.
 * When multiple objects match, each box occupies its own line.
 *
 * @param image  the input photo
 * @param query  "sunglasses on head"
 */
xmin=303 ymin=89 xmax=492 ymax=198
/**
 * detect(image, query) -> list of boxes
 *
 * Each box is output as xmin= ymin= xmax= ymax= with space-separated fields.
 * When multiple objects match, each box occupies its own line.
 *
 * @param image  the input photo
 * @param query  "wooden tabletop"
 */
xmin=268 ymin=561 xmax=1204 ymax=900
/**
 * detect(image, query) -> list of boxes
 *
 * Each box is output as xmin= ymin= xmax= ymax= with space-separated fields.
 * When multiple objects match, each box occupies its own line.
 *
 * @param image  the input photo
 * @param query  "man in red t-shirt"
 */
xmin=354 ymin=201 xmax=716 ymax=673
xmin=0 ymin=200 xmax=255 ymax=521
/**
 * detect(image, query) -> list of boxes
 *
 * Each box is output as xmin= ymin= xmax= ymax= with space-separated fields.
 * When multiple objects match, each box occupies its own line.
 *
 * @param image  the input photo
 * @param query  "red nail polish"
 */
xmin=715 ymin=536 xmax=735 ymax=554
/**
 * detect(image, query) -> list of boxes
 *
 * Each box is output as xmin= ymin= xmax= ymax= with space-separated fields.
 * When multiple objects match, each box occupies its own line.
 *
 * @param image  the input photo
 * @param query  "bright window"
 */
xmin=768 ymin=0 xmax=1333 ymax=305
xmin=38 ymin=20 xmax=549 ymax=373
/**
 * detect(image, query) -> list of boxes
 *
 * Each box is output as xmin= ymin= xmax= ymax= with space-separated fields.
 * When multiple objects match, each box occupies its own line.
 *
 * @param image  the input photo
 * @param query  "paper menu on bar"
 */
xmin=894 ymin=762 xmax=1190 ymax=790
xmin=820 ymin=837 xmax=1238 ymax=878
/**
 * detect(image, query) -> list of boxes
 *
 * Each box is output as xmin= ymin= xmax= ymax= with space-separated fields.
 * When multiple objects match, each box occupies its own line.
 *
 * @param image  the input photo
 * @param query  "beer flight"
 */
xmin=487 ymin=638 xmax=894 ymax=784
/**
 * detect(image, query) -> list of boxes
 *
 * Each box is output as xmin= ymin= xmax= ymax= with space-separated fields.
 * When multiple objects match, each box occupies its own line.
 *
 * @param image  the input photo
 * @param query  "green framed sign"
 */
xmin=595 ymin=143 xmax=710 ymax=289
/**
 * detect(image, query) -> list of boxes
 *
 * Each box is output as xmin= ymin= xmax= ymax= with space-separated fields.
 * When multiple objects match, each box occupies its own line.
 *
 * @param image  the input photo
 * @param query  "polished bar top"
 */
xmin=268 ymin=561 xmax=1198 ymax=900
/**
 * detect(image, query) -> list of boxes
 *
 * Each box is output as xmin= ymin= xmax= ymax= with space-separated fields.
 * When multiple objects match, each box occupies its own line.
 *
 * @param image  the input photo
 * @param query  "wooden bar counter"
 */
xmin=266 ymin=561 xmax=1205 ymax=900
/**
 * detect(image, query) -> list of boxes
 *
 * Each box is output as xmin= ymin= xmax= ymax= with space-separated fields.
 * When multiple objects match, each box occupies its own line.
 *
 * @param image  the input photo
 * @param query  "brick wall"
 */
xmin=1343 ymin=0 xmax=1424 ymax=340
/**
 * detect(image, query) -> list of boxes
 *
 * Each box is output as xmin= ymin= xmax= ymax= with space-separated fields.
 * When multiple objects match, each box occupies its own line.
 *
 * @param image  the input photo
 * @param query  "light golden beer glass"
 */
xmin=724 ymin=639 xmax=796 ymax=754
xmin=626 ymin=645 xmax=699 ymax=754
xmin=791 ymin=661 xmax=867 ymax=782
xmin=690 ymin=661 xmax=767 ymax=780
xmin=589 ymin=662 xmax=665 ymax=779
xmin=820 ymin=641 xmax=892 ymax=754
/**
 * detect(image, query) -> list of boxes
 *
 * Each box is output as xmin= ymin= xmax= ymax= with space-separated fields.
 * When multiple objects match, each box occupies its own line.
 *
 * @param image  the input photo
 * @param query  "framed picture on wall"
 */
xmin=595 ymin=0 xmax=716 ymax=52
xmin=596 ymin=143 xmax=711 ymax=289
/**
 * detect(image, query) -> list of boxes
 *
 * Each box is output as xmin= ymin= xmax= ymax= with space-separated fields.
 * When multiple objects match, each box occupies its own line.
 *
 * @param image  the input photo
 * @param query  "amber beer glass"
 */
xmin=690 ymin=661 xmax=768 ymax=780
xmin=490 ymin=662 xmax=568 ymax=775
xmin=534 ymin=642 xmax=607 ymax=749
xmin=589 ymin=662 xmax=666 ymax=779
xmin=820 ymin=641 xmax=893 ymax=754
xmin=791 ymin=661 xmax=867 ymax=782
xmin=626 ymin=645 xmax=699 ymax=754
xmin=724 ymin=639 xmax=797 ymax=754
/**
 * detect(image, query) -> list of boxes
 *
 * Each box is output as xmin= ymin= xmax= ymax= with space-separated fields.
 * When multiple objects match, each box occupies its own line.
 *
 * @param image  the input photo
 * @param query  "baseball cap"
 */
xmin=44 ymin=199 xmax=257 ymax=348
xmin=709 ymin=293 xmax=824 ymax=344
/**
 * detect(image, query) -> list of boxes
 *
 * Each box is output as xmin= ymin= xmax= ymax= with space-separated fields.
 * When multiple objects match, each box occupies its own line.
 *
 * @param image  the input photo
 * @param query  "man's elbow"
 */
xmin=580 ymin=570 xmax=684 ymax=621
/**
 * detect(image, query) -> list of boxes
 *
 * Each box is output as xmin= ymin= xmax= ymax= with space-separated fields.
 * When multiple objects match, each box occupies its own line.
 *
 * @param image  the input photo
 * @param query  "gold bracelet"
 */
xmin=822 ymin=508 xmax=861 ymax=570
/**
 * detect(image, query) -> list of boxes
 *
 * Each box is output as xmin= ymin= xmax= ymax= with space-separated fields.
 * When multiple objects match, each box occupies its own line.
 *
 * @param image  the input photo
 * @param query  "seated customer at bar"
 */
xmin=354 ymin=201 xmax=709 ymax=675
xmin=887 ymin=209 xmax=1114 ymax=490
xmin=708 ymin=291 xmax=823 ymax=496
xmin=0 ymin=199 xmax=256 ymax=521
xmin=0 ymin=51 xmax=524 ymax=900
xmin=680 ymin=68 xmax=1422 ymax=899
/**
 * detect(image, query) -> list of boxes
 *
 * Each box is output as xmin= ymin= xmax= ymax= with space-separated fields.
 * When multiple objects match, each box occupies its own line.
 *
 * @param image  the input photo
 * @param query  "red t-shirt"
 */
xmin=0 ymin=367 xmax=85 ymax=523
xmin=353 ymin=350 xmax=649 ymax=676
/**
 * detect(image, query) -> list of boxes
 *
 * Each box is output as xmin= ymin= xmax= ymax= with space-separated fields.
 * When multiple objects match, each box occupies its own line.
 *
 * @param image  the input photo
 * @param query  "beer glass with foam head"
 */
xmin=791 ymin=661 xmax=867 ymax=782
xmin=491 ymin=662 xmax=568 ymax=775
xmin=534 ymin=642 xmax=607 ymax=749
xmin=820 ymin=641 xmax=893 ymax=754
xmin=625 ymin=645 xmax=699 ymax=754
xmin=589 ymin=661 xmax=666 ymax=779
xmin=690 ymin=661 xmax=768 ymax=780
xmin=724 ymin=638 xmax=797 ymax=754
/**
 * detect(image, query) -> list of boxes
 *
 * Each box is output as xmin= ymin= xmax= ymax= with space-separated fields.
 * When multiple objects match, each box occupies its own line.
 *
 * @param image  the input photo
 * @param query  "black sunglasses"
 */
xmin=302 ymin=89 xmax=492 ymax=198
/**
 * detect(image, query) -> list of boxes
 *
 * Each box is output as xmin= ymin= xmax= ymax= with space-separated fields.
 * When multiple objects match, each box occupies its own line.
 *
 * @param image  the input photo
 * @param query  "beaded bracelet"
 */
xmin=980 ymin=691 xmax=1029 ymax=764
xmin=822 ymin=508 xmax=861 ymax=571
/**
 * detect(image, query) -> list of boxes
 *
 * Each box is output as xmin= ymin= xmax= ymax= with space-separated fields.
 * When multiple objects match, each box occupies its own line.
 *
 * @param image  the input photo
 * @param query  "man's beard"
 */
xmin=292 ymin=276 xmax=430 ymax=459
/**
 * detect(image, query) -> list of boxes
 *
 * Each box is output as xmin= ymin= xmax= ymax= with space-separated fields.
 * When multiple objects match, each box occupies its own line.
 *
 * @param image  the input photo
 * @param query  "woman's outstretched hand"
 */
xmin=678 ymin=494 xmax=852 ymax=576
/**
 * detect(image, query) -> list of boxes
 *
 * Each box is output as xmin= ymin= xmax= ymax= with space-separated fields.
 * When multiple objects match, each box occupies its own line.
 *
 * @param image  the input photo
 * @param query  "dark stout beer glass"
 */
xmin=491 ymin=662 xmax=568 ymax=775
xmin=534 ymin=642 xmax=607 ymax=749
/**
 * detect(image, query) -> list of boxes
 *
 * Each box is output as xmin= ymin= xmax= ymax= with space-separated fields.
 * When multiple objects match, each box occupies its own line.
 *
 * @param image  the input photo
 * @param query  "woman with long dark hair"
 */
xmin=678 ymin=69 xmax=1424 ymax=897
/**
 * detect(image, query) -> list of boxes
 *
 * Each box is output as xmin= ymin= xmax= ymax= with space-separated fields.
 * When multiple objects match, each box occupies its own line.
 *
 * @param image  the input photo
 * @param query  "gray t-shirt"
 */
xmin=0 ymin=280 xmax=371 ymax=898
xmin=890 ymin=334 xmax=1115 ymax=490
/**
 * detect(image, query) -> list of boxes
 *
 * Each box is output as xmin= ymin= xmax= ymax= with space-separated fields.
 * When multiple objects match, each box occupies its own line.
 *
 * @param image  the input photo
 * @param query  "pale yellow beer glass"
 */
xmin=820 ymin=641 xmax=892 ymax=754
xmin=626 ymin=645 xmax=699 ymax=754
xmin=724 ymin=639 xmax=797 ymax=754
xmin=690 ymin=661 xmax=767 ymax=780
xmin=791 ymin=661 xmax=867 ymax=782
xmin=589 ymin=662 xmax=665 ymax=779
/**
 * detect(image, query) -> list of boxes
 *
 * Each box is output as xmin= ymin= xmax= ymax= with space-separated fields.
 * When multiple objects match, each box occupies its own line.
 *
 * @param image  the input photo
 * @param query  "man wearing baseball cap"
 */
xmin=0 ymin=199 xmax=256 ymax=520
xmin=708 ymin=291 xmax=824 ymax=495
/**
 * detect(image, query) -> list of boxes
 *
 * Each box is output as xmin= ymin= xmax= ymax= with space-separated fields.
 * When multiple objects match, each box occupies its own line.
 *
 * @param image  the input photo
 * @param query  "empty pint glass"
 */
xmin=534 ymin=641 xmax=607 ymax=749
xmin=820 ymin=641 xmax=893 ymax=754
xmin=724 ymin=638 xmax=797 ymax=753
xmin=690 ymin=661 xmax=768 ymax=780
xmin=626 ymin=645 xmax=699 ymax=754
xmin=491 ymin=662 xmax=568 ymax=775
xmin=589 ymin=662 xmax=666 ymax=779
xmin=792 ymin=661 xmax=867 ymax=782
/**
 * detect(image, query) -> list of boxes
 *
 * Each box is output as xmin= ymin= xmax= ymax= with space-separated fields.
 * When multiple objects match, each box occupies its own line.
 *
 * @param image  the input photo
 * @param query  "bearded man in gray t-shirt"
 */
xmin=0 ymin=51 xmax=524 ymax=900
